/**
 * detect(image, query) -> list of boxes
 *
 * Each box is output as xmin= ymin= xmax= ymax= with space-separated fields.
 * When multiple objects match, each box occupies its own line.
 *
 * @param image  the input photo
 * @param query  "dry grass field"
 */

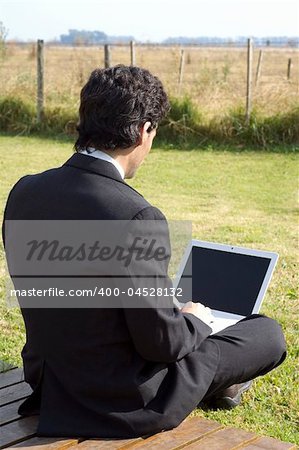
xmin=1 ymin=43 xmax=298 ymax=121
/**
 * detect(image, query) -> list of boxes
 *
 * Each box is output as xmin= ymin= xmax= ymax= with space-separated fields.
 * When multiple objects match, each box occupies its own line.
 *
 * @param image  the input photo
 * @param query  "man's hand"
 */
xmin=181 ymin=301 xmax=213 ymax=324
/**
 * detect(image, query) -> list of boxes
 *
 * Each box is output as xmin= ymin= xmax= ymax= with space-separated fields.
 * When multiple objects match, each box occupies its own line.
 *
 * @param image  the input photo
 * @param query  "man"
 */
xmin=3 ymin=65 xmax=286 ymax=438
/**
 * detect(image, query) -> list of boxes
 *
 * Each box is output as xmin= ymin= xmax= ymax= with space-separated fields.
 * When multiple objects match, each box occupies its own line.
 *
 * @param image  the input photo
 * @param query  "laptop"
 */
xmin=173 ymin=240 xmax=278 ymax=334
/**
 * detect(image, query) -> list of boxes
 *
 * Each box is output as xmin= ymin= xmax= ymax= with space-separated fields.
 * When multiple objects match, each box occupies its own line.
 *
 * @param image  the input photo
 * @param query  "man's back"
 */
xmin=5 ymin=153 xmax=150 ymax=221
xmin=4 ymin=152 xmax=217 ymax=437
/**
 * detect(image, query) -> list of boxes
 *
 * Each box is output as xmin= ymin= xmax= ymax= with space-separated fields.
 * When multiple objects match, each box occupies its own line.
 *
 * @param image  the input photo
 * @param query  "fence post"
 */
xmin=255 ymin=49 xmax=263 ymax=86
xmin=287 ymin=58 xmax=292 ymax=80
xmin=245 ymin=38 xmax=253 ymax=126
xmin=130 ymin=40 xmax=136 ymax=65
xmin=178 ymin=49 xmax=185 ymax=95
xmin=104 ymin=44 xmax=111 ymax=68
xmin=37 ymin=39 xmax=44 ymax=123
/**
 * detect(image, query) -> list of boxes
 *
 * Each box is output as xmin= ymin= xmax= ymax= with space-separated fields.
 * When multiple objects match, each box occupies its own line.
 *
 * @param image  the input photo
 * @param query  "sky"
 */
xmin=1 ymin=0 xmax=298 ymax=42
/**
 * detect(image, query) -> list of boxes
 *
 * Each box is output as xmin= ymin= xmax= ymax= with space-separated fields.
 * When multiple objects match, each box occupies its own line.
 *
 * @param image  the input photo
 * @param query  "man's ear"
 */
xmin=135 ymin=122 xmax=152 ymax=147
xmin=144 ymin=122 xmax=152 ymax=133
xmin=140 ymin=121 xmax=152 ymax=143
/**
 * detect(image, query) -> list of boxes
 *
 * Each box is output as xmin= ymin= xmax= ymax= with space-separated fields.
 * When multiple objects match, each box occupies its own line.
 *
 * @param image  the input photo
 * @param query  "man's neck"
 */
xmin=83 ymin=148 xmax=126 ymax=179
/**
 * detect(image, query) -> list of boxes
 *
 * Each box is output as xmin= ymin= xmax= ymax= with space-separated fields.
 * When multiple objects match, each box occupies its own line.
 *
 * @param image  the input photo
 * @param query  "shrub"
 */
xmin=0 ymin=96 xmax=77 ymax=136
xmin=0 ymin=97 xmax=35 ymax=133
xmin=0 ymin=95 xmax=298 ymax=149
xmin=158 ymin=96 xmax=207 ymax=145
xmin=211 ymin=107 xmax=299 ymax=147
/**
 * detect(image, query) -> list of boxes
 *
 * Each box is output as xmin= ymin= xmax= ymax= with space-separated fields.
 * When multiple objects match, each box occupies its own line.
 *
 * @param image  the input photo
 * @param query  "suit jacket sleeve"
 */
xmin=122 ymin=205 xmax=212 ymax=363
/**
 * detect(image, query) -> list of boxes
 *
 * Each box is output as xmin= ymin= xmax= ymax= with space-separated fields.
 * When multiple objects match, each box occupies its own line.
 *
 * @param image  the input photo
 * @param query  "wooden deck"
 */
xmin=0 ymin=367 xmax=296 ymax=450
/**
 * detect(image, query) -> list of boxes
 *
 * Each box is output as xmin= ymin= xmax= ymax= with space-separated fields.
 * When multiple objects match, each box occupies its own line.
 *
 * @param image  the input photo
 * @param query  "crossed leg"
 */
xmin=201 ymin=314 xmax=287 ymax=403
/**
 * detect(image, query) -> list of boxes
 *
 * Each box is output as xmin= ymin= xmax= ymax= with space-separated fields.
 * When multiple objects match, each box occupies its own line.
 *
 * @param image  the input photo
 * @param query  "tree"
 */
xmin=60 ymin=29 xmax=107 ymax=45
xmin=0 ymin=21 xmax=8 ymax=59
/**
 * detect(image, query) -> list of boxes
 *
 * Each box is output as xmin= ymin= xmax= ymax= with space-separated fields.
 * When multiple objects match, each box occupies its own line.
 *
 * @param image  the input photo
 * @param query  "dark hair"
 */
xmin=75 ymin=65 xmax=170 ymax=151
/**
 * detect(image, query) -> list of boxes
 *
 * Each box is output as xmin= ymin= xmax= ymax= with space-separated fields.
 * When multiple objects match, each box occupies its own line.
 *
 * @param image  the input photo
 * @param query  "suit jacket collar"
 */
xmin=63 ymin=153 xmax=144 ymax=197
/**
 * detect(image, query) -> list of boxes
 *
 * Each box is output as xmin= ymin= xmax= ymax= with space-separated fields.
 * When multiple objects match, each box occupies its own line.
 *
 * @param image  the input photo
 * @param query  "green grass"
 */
xmin=0 ymin=135 xmax=298 ymax=444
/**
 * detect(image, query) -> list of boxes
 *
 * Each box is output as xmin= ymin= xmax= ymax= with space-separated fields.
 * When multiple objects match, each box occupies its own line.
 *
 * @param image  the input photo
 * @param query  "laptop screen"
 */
xmin=177 ymin=246 xmax=271 ymax=316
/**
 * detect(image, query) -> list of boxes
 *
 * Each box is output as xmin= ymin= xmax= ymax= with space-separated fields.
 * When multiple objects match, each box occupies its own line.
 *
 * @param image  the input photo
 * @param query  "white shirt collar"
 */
xmin=79 ymin=148 xmax=125 ymax=179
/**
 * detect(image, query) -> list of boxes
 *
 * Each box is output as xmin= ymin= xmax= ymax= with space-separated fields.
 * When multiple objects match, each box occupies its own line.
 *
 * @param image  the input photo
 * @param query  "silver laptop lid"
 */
xmin=174 ymin=240 xmax=278 ymax=317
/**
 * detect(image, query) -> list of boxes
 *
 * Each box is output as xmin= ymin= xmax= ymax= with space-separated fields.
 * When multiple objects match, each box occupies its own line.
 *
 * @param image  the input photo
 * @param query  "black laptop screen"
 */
xmin=177 ymin=246 xmax=271 ymax=316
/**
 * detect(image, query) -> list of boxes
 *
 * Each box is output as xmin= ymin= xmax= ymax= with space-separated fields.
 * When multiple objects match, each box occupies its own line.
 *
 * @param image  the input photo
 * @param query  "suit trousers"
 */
xmin=201 ymin=314 xmax=287 ymax=401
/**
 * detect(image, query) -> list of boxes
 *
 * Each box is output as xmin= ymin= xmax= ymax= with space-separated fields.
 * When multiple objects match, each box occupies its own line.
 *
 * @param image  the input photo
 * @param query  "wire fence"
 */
xmin=1 ymin=40 xmax=298 ymax=124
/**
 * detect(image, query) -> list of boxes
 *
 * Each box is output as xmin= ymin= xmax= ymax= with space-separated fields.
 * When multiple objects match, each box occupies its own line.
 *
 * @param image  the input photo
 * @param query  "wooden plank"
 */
xmin=129 ymin=417 xmax=221 ymax=450
xmin=76 ymin=438 xmax=142 ymax=449
xmin=241 ymin=436 xmax=297 ymax=450
xmin=0 ymin=399 xmax=24 ymax=425
xmin=182 ymin=427 xmax=258 ymax=449
xmin=127 ymin=417 xmax=221 ymax=450
xmin=0 ymin=368 xmax=24 ymax=389
xmin=0 ymin=381 xmax=32 ymax=406
xmin=0 ymin=416 xmax=38 ymax=449
xmin=11 ymin=437 xmax=81 ymax=449
xmin=77 ymin=417 xmax=222 ymax=450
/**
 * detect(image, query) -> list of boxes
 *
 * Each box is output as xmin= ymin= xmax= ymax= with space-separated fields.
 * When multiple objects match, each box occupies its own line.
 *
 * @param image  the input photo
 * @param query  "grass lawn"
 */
xmin=0 ymin=135 xmax=298 ymax=444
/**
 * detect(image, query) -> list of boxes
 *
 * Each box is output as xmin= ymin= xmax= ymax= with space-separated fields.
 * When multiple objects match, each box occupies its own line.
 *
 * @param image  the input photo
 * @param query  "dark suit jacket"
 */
xmin=3 ymin=153 xmax=219 ymax=438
